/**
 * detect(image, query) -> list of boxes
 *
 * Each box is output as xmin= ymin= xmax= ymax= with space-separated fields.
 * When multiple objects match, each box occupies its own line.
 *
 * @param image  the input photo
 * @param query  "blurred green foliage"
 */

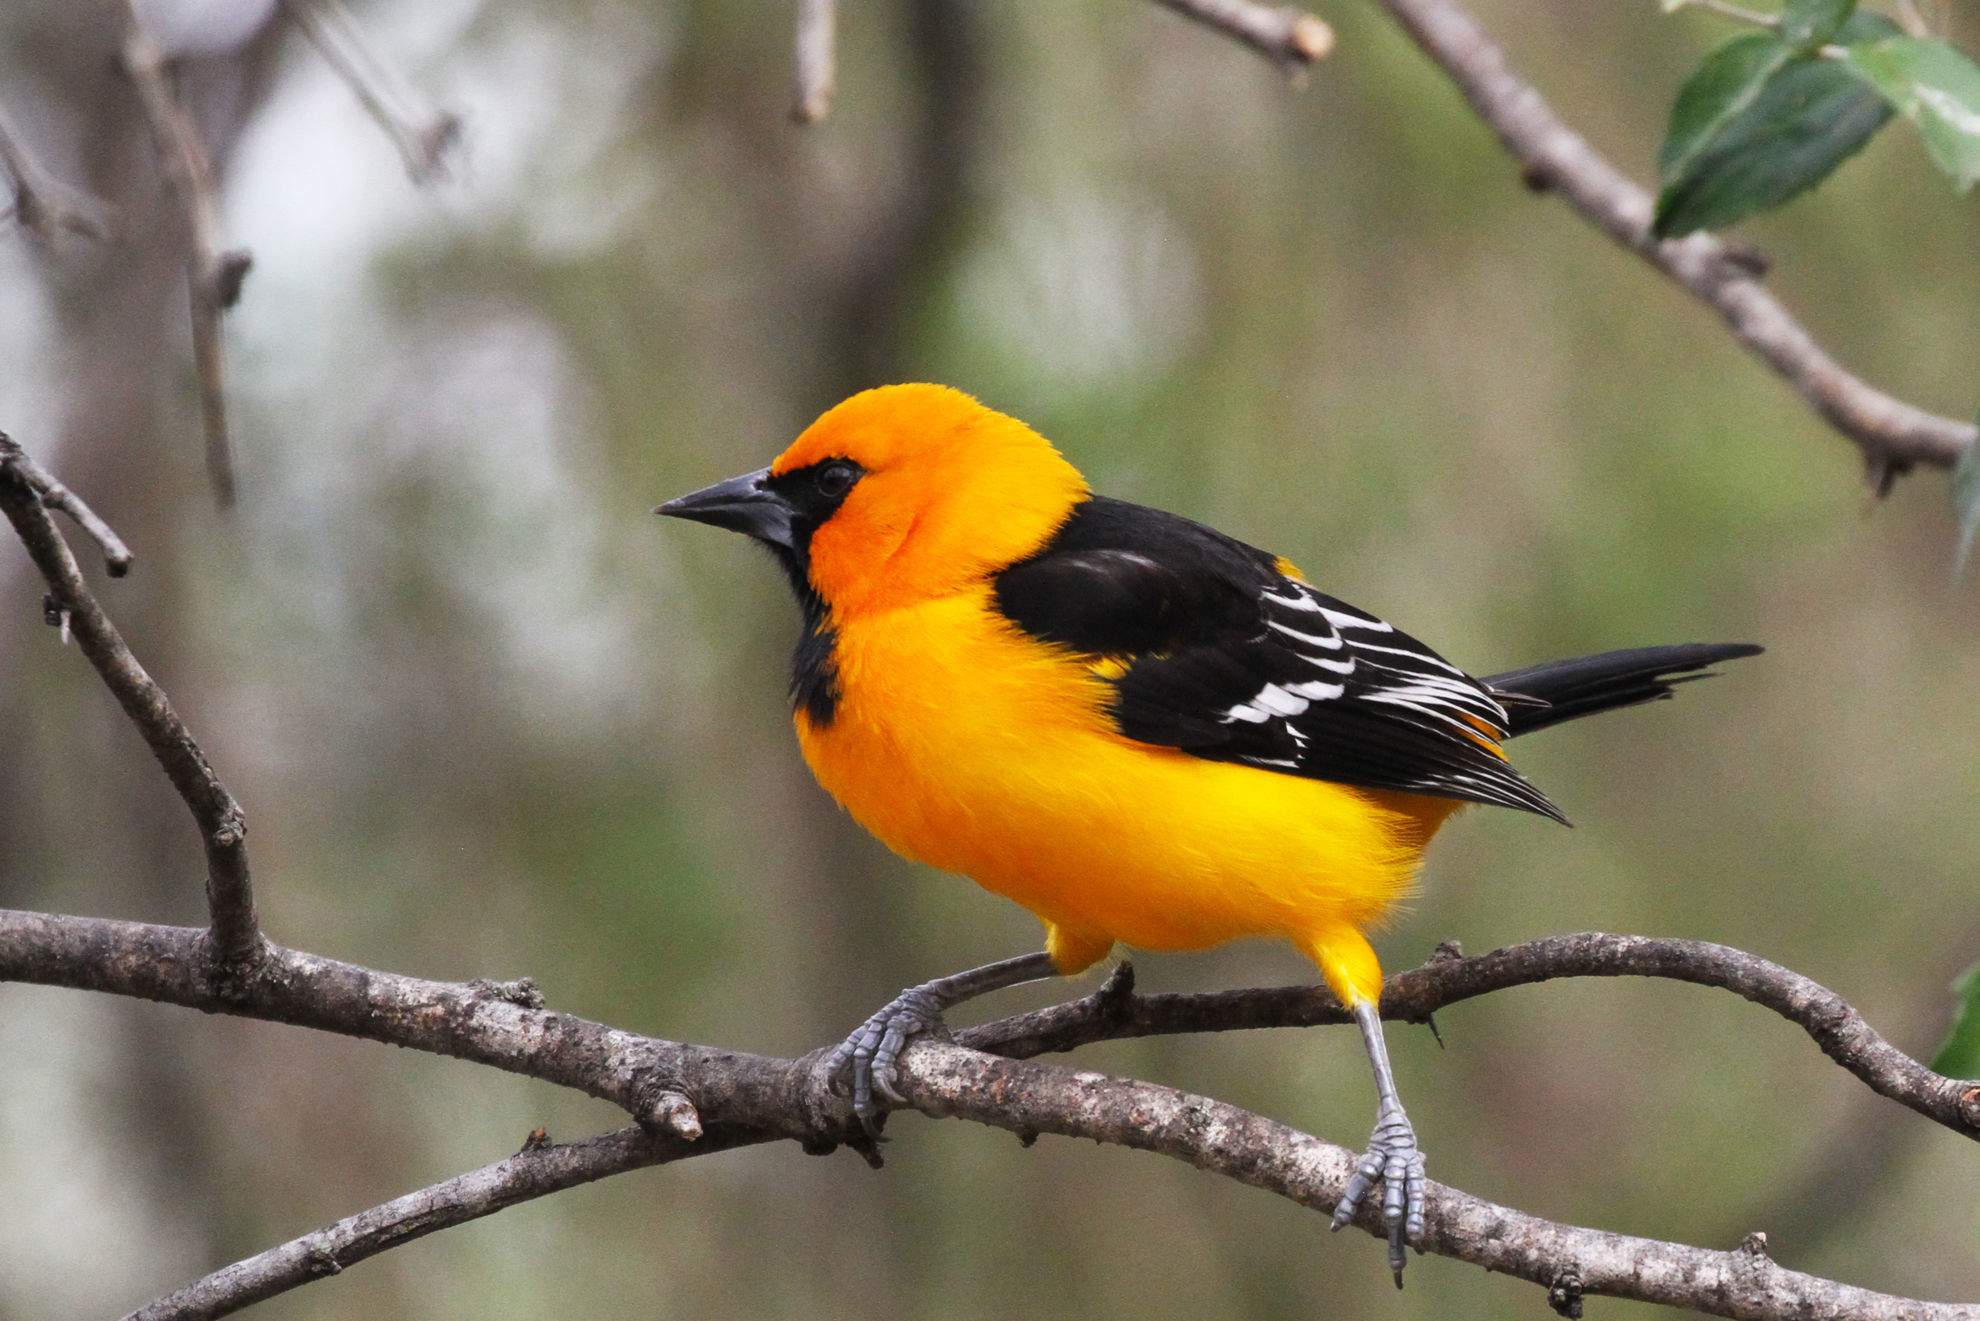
xmin=1 ymin=1 xmax=1978 ymax=1318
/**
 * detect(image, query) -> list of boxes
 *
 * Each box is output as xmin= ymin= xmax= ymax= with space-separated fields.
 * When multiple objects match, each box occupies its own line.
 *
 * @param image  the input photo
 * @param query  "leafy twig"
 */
xmin=1375 ymin=0 xmax=1977 ymax=477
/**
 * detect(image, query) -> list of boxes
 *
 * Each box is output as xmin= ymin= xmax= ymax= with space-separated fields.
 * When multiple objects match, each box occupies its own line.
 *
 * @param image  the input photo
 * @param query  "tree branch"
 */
xmin=0 ymin=433 xmax=134 ymax=576
xmin=278 ymin=0 xmax=462 ymax=183
xmin=1372 ymin=0 xmax=1977 ymax=479
xmin=0 ymin=459 xmax=257 ymax=960
xmin=6 ymin=907 xmax=1973 ymax=1319
xmin=791 ymin=0 xmax=837 ymax=124
xmin=1147 ymin=0 xmax=1335 ymax=69
xmin=0 ymin=98 xmax=115 ymax=243
xmin=120 ymin=8 xmax=253 ymax=508
xmin=962 ymin=933 xmax=1980 ymax=1141
xmin=121 ymin=1126 xmax=769 ymax=1321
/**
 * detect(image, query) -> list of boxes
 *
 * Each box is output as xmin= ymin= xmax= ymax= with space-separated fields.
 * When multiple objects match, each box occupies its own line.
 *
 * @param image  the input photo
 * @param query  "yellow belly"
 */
xmin=795 ymin=591 xmax=1458 ymax=971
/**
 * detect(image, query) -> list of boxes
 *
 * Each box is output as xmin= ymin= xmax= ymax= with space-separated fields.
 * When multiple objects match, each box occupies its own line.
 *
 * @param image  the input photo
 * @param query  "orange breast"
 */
xmin=794 ymin=587 xmax=1460 ymax=960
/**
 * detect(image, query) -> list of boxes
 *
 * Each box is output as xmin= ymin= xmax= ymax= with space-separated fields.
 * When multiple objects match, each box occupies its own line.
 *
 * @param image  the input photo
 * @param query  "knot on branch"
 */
xmin=629 ymin=1071 xmax=703 ymax=1141
xmin=1096 ymin=960 xmax=1137 ymax=1021
xmin=1547 ymin=1268 xmax=1584 ymax=1319
xmin=468 ymin=976 xmax=544 ymax=1009
xmin=197 ymin=929 xmax=272 ymax=1004
xmin=206 ymin=248 xmax=253 ymax=309
xmin=1958 ymin=1086 xmax=1980 ymax=1132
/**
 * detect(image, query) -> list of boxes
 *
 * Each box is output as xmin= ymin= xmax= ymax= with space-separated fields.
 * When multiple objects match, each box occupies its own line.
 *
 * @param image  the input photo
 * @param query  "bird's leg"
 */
xmin=823 ymin=950 xmax=1059 ymax=1137
xmin=1331 ymin=999 xmax=1427 ymax=1287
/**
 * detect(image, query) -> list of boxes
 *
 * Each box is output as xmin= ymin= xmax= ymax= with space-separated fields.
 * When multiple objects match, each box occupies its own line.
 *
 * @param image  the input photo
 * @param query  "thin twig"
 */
xmin=42 ymin=912 xmax=1974 ymax=1320
xmin=121 ymin=1127 xmax=768 ymax=1321
xmin=0 ymin=494 xmax=258 ymax=960
xmin=791 ymin=0 xmax=838 ymax=124
xmin=0 ymin=433 xmax=134 ymax=576
xmin=121 ymin=8 xmax=252 ymax=508
xmin=1148 ymin=0 xmax=1335 ymax=69
xmin=0 ymin=99 xmax=116 ymax=243
xmin=1666 ymin=0 xmax=1781 ymax=29
xmin=1373 ymin=0 xmax=1977 ymax=478
xmin=280 ymin=0 xmax=462 ymax=183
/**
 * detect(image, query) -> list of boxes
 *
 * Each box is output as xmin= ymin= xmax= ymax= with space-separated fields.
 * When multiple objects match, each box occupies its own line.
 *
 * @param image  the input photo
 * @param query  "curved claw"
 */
xmin=822 ymin=986 xmax=949 ymax=1138
xmin=1330 ymin=1104 xmax=1426 ymax=1286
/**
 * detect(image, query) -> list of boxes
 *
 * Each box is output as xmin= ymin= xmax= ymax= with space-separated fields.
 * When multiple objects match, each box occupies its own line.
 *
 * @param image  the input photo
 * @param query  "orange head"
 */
xmin=659 ymin=384 xmax=1090 ymax=619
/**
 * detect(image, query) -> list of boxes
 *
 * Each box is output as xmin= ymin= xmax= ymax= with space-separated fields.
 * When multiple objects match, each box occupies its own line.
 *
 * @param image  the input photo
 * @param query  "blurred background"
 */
xmin=1 ymin=0 xmax=1976 ymax=1316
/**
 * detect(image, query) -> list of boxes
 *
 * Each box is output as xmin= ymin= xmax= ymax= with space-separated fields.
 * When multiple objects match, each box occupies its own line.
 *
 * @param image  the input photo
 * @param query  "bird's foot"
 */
xmin=1330 ymin=1101 xmax=1427 ymax=1287
xmin=821 ymin=983 xmax=953 ymax=1139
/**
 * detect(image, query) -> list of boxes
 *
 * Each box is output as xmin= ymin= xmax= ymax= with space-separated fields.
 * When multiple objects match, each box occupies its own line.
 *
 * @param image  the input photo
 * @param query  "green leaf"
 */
xmin=1953 ymin=425 xmax=1980 ymax=580
xmin=1659 ymin=34 xmax=1800 ymax=185
xmin=1654 ymin=14 xmax=1901 ymax=238
xmin=1843 ymin=36 xmax=1980 ymax=192
xmin=1782 ymin=0 xmax=1856 ymax=49
xmin=1930 ymin=959 xmax=1980 ymax=1079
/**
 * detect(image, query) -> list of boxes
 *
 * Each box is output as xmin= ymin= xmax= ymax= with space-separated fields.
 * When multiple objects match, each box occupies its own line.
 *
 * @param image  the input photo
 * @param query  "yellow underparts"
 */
xmin=796 ymin=587 xmax=1468 ymax=1009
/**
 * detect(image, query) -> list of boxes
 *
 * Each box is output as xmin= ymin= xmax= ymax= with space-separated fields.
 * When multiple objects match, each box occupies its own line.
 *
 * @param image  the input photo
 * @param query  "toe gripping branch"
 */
xmin=822 ymin=950 xmax=1059 ymax=1139
xmin=1331 ymin=999 xmax=1428 ymax=1286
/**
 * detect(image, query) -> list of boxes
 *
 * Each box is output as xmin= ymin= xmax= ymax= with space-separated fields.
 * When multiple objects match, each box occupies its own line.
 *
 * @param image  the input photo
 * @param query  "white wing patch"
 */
xmin=1219 ymin=580 xmax=1558 ymax=813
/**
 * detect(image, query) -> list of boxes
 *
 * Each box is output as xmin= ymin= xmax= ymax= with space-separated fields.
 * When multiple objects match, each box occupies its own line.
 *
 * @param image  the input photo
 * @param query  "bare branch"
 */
xmin=120 ymin=9 xmax=253 ymax=508
xmin=279 ymin=0 xmax=462 ymax=184
xmin=1372 ymin=0 xmax=1977 ymax=476
xmin=122 ymin=1126 xmax=768 ymax=1321
xmin=906 ymin=1041 xmax=1980 ymax=1321
xmin=9 ymin=908 xmax=1978 ymax=1317
xmin=0 ymin=433 xmax=134 ymax=576
xmin=791 ymin=0 xmax=838 ymax=124
xmin=963 ymin=932 xmax=1980 ymax=1142
xmin=0 ymin=99 xmax=115 ymax=243
xmin=1148 ymin=0 xmax=1335 ymax=69
xmin=0 ymin=478 xmax=257 ymax=959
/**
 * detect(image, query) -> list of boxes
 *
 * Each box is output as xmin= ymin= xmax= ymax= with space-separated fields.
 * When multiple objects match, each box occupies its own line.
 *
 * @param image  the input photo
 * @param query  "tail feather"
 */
xmin=1484 ymin=643 xmax=1763 ymax=739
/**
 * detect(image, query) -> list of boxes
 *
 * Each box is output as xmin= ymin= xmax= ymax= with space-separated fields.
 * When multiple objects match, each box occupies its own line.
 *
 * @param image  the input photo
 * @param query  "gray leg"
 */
xmin=1330 ymin=1000 xmax=1427 ymax=1287
xmin=824 ymin=951 xmax=1059 ymax=1137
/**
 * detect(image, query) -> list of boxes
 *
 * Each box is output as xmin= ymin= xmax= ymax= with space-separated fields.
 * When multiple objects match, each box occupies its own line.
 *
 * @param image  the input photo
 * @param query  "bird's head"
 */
xmin=658 ymin=384 xmax=1089 ymax=618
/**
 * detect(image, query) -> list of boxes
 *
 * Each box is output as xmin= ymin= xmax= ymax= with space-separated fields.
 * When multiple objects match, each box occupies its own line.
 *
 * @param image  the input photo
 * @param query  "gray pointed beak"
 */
xmin=655 ymin=466 xmax=794 ymax=549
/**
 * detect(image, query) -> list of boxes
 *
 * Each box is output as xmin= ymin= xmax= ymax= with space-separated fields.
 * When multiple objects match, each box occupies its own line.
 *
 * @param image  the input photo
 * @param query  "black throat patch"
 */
xmin=760 ymin=459 xmax=865 ymax=728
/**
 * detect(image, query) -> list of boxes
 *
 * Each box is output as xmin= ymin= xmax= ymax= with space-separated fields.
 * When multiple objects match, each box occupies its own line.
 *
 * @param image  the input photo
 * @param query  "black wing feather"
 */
xmin=995 ymin=497 xmax=1565 ymax=820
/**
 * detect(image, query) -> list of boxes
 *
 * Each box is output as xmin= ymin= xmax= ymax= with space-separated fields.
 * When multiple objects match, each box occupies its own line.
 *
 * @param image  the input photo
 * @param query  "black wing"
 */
xmin=994 ymin=497 xmax=1564 ymax=820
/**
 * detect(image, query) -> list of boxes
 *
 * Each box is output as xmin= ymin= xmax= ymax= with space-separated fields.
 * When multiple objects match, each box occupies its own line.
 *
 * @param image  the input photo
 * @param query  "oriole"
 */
xmin=658 ymin=383 xmax=1758 ymax=1281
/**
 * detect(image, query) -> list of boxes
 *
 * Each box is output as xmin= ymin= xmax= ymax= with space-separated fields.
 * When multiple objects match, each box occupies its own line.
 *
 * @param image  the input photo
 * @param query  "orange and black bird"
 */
xmin=658 ymin=383 xmax=1758 ymax=1281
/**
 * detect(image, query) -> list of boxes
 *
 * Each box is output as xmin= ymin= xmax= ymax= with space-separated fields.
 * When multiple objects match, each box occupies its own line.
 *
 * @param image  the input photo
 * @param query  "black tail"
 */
xmin=1483 ymin=643 xmax=1763 ymax=738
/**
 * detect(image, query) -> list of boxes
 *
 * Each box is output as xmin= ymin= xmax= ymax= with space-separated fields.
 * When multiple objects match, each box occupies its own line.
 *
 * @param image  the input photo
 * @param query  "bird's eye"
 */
xmin=814 ymin=461 xmax=859 ymax=499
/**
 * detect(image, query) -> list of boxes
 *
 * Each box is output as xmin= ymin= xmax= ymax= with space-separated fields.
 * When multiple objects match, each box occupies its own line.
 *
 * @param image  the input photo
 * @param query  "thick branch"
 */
xmin=121 ymin=10 xmax=251 ymax=507
xmin=1148 ymin=0 xmax=1335 ymax=68
xmin=9 ymin=909 xmax=1977 ymax=1317
xmin=48 ymin=909 xmax=1966 ymax=1320
xmin=963 ymin=933 xmax=1980 ymax=1141
xmin=0 ymin=465 xmax=256 ymax=958
xmin=1372 ymin=0 xmax=1977 ymax=475
xmin=907 ymin=1042 xmax=1979 ymax=1320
